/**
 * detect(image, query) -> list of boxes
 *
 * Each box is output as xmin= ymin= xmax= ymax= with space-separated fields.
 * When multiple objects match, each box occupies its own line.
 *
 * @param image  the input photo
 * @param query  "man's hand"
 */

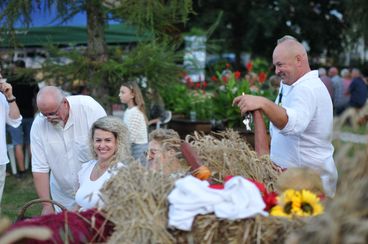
xmin=233 ymin=93 xmax=288 ymax=129
xmin=233 ymin=94 xmax=264 ymax=115
xmin=41 ymin=204 xmax=55 ymax=216
xmin=0 ymin=82 xmax=14 ymax=100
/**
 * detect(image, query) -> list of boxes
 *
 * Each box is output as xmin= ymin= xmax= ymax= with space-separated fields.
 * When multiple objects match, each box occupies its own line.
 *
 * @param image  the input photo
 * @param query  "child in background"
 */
xmin=119 ymin=80 xmax=148 ymax=164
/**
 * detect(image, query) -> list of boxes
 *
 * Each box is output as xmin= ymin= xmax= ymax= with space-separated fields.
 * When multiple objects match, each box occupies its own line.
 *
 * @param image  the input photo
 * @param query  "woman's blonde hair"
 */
xmin=89 ymin=116 xmax=132 ymax=165
xmin=121 ymin=80 xmax=147 ymax=121
xmin=149 ymin=128 xmax=182 ymax=157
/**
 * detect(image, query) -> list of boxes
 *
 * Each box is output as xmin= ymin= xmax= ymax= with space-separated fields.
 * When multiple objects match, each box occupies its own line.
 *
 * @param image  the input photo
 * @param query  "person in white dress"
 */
xmin=75 ymin=116 xmax=131 ymax=211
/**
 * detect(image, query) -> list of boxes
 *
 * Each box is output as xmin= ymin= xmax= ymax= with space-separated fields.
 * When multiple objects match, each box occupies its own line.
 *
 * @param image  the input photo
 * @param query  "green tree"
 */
xmin=345 ymin=0 xmax=368 ymax=39
xmin=0 ymin=0 xmax=193 ymax=109
xmin=187 ymin=0 xmax=348 ymax=66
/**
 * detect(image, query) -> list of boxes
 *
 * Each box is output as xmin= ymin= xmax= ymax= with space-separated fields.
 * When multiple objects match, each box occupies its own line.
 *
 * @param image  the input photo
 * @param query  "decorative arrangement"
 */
xmin=270 ymin=189 xmax=324 ymax=218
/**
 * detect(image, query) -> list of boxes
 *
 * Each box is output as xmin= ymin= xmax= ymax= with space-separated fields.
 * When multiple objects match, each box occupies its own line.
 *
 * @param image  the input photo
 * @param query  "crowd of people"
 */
xmin=318 ymin=66 xmax=368 ymax=115
xmin=0 ymin=35 xmax=367 ymax=241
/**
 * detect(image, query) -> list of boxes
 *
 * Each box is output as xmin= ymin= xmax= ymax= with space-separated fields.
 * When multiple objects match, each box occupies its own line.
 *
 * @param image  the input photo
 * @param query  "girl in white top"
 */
xmin=75 ymin=116 xmax=131 ymax=211
xmin=119 ymin=80 xmax=148 ymax=164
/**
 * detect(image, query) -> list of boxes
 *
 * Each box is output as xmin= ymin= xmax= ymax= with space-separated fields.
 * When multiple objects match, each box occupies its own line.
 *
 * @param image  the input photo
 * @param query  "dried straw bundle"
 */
xmin=103 ymin=130 xmax=302 ymax=243
xmin=186 ymin=129 xmax=279 ymax=191
xmin=286 ymin=108 xmax=368 ymax=244
xmin=172 ymin=215 xmax=303 ymax=244
xmin=102 ymin=161 xmax=176 ymax=243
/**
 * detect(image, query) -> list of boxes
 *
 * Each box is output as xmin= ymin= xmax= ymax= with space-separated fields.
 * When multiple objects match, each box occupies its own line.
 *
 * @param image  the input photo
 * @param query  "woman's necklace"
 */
xmin=92 ymin=161 xmax=109 ymax=180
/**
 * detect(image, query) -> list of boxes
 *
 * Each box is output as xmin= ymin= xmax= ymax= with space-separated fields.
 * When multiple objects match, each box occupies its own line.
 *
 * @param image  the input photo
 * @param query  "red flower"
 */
xmin=202 ymin=81 xmax=208 ymax=88
xmin=234 ymin=71 xmax=241 ymax=80
xmin=222 ymin=76 xmax=228 ymax=83
xmin=258 ymin=71 xmax=267 ymax=83
xmin=186 ymin=77 xmax=194 ymax=88
xmin=263 ymin=191 xmax=278 ymax=211
xmin=195 ymin=82 xmax=201 ymax=89
xmin=185 ymin=75 xmax=192 ymax=82
xmin=246 ymin=62 xmax=253 ymax=72
xmin=211 ymin=75 xmax=218 ymax=81
xmin=226 ymin=63 xmax=231 ymax=69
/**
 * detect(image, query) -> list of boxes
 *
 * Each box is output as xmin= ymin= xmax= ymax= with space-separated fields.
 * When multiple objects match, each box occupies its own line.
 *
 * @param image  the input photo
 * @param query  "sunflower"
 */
xmin=270 ymin=189 xmax=324 ymax=217
xmin=299 ymin=189 xmax=324 ymax=216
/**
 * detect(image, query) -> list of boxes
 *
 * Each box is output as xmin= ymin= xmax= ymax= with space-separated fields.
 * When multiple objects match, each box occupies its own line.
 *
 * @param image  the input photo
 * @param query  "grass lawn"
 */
xmin=1 ymin=170 xmax=41 ymax=221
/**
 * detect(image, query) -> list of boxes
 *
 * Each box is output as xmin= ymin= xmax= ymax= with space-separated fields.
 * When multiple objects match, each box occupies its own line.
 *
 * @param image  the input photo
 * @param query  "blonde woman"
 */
xmin=119 ymin=80 xmax=148 ymax=164
xmin=147 ymin=128 xmax=188 ymax=177
xmin=75 ymin=116 xmax=131 ymax=210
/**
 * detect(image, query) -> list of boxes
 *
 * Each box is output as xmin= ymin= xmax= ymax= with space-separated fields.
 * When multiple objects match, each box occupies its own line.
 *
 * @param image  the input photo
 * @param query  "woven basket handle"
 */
xmin=17 ymin=198 xmax=67 ymax=221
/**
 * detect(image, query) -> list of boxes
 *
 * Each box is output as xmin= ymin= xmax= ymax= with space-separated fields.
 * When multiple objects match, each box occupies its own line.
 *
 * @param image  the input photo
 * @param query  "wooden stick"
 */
xmin=253 ymin=110 xmax=270 ymax=157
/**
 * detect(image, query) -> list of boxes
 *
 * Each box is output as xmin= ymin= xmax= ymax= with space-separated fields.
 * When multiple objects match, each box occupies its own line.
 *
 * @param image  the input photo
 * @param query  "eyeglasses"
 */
xmin=41 ymin=99 xmax=64 ymax=117
xmin=144 ymin=148 xmax=160 ymax=157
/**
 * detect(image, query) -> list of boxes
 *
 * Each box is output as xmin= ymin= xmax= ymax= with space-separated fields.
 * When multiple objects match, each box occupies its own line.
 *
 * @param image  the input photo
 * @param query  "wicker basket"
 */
xmin=16 ymin=199 xmax=66 ymax=221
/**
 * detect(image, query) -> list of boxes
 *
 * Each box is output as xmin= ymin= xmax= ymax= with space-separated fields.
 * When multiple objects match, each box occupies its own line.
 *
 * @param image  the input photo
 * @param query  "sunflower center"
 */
xmin=283 ymin=202 xmax=292 ymax=214
xmin=301 ymin=203 xmax=313 ymax=214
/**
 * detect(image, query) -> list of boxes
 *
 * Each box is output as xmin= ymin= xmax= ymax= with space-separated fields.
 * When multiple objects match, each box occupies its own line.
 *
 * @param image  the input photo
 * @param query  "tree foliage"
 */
xmin=106 ymin=0 xmax=193 ymax=39
xmin=344 ymin=0 xmax=368 ymax=44
xmin=0 ymin=0 xmax=194 ymax=110
xmin=187 ymin=0 xmax=348 ymax=66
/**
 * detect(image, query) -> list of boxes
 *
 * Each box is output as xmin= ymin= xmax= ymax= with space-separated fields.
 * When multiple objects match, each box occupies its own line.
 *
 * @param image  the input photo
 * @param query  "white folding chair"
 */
xmin=156 ymin=110 xmax=172 ymax=129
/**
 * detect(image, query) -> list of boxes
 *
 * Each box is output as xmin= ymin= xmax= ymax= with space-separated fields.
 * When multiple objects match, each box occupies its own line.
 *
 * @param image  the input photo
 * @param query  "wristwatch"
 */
xmin=7 ymin=96 xmax=16 ymax=103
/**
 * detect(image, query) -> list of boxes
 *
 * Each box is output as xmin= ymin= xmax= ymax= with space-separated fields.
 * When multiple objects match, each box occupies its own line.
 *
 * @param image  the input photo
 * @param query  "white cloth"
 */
xmin=123 ymin=106 xmax=148 ymax=144
xmin=168 ymin=176 xmax=267 ymax=231
xmin=75 ymin=160 xmax=125 ymax=211
xmin=270 ymin=70 xmax=338 ymax=197
xmin=31 ymin=95 xmax=106 ymax=210
xmin=0 ymin=93 xmax=22 ymax=165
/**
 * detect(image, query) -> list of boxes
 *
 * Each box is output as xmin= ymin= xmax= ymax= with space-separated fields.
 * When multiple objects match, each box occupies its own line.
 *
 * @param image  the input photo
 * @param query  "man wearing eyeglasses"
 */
xmin=31 ymin=86 xmax=106 ymax=215
xmin=0 ymin=74 xmax=22 ymax=208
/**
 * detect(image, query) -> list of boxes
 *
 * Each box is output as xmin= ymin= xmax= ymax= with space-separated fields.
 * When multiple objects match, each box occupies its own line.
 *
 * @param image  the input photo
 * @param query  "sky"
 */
xmin=13 ymin=1 xmax=118 ymax=28
xmin=28 ymin=11 xmax=87 ymax=27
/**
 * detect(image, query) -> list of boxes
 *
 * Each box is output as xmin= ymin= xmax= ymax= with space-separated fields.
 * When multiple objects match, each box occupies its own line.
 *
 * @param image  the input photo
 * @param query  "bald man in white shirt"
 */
xmin=233 ymin=35 xmax=337 ymax=197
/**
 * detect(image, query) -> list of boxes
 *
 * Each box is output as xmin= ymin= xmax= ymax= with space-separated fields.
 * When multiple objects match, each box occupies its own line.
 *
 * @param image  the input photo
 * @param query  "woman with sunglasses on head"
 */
xmin=147 ymin=128 xmax=188 ymax=177
xmin=75 ymin=116 xmax=131 ymax=210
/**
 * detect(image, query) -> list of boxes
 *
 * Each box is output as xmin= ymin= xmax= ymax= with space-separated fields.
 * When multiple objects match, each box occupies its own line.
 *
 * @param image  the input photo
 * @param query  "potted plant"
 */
xmin=159 ymin=59 xmax=277 ymax=138
xmin=160 ymin=81 xmax=214 ymax=137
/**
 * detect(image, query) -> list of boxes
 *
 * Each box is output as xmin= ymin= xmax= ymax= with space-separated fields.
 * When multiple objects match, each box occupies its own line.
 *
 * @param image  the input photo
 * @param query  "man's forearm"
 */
xmin=261 ymin=98 xmax=288 ymax=129
xmin=33 ymin=172 xmax=51 ymax=206
xmin=8 ymin=101 xmax=21 ymax=119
